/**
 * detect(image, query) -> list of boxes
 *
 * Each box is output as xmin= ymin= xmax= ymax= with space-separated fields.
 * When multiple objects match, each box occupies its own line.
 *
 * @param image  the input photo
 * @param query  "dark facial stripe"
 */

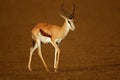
xmin=40 ymin=29 xmax=51 ymax=38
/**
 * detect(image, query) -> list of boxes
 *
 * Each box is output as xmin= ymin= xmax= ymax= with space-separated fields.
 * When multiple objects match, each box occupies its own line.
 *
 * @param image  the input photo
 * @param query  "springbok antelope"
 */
xmin=28 ymin=4 xmax=76 ymax=72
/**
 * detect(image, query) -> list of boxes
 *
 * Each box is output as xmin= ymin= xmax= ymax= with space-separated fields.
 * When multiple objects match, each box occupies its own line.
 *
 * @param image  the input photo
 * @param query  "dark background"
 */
xmin=0 ymin=0 xmax=120 ymax=80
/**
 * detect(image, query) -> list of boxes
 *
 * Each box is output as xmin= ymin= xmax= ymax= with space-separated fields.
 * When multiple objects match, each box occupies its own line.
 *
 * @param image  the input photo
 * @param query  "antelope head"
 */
xmin=60 ymin=4 xmax=76 ymax=31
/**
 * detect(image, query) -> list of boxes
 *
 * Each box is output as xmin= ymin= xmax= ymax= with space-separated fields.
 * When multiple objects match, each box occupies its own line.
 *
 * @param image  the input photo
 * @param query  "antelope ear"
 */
xmin=59 ymin=13 xmax=67 ymax=20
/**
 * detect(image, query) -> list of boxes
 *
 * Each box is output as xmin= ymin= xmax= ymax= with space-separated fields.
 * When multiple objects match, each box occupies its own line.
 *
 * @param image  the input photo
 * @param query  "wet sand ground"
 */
xmin=0 ymin=0 xmax=120 ymax=80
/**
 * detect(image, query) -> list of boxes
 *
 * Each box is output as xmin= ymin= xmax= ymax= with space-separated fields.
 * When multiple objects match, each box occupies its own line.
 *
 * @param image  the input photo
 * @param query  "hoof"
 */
xmin=28 ymin=67 xmax=32 ymax=71
xmin=45 ymin=68 xmax=50 ymax=72
xmin=54 ymin=69 xmax=58 ymax=72
xmin=46 ymin=69 xmax=50 ymax=72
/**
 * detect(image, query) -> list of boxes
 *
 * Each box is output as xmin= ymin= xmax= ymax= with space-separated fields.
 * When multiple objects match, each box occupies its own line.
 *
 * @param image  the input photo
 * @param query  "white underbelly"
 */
xmin=40 ymin=35 xmax=62 ymax=44
xmin=40 ymin=35 xmax=51 ymax=43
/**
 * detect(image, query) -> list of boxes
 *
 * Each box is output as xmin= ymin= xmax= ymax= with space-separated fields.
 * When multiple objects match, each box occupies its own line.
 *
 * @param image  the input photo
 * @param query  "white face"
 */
xmin=67 ymin=19 xmax=75 ymax=31
xmin=59 ymin=14 xmax=75 ymax=31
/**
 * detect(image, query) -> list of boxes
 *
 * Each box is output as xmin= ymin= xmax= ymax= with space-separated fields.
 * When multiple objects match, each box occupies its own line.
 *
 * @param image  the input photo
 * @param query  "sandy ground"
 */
xmin=0 ymin=0 xmax=120 ymax=80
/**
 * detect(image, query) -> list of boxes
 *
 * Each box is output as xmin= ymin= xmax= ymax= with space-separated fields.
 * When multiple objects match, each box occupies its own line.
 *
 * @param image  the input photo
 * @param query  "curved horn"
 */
xmin=68 ymin=4 xmax=76 ymax=19
xmin=60 ymin=4 xmax=76 ymax=19
xmin=61 ymin=4 xmax=71 ymax=17
xmin=72 ymin=4 xmax=75 ymax=18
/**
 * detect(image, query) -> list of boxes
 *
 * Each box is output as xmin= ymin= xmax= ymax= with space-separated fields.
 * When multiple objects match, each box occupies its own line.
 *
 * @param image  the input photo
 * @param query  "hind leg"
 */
xmin=28 ymin=42 xmax=38 ymax=71
xmin=36 ymin=39 xmax=49 ymax=71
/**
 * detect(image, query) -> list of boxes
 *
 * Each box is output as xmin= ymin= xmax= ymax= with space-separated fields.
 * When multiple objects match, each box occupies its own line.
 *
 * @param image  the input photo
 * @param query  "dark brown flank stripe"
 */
xmin=40 ymin=29 xmax=51 ymax=38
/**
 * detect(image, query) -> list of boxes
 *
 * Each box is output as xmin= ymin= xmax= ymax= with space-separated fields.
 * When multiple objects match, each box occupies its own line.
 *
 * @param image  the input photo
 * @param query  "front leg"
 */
xmin=51 ymin=39 xmax=60 ymax=72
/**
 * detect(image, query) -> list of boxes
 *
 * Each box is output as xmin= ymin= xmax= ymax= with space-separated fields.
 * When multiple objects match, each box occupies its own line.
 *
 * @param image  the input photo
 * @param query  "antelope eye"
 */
xmin=68 ymin=21 xmax=71 ymax=26
xmin=68 ymin=21 xmax=70 ymax=24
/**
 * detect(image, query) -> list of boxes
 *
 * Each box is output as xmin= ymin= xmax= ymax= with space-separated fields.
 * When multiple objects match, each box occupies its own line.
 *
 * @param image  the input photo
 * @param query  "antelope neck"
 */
xmin=61 ymin=19 xmax=70 ymax=37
